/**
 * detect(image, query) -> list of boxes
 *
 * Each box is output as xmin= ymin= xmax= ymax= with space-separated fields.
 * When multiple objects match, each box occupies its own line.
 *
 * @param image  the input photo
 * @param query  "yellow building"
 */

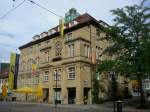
xmin=18 ymin=9 xmax=111 ymax=104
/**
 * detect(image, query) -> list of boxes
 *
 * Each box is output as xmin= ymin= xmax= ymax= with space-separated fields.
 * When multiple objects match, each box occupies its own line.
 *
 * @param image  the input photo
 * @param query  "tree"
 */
xmin=97 ymin=0 xmax=150 ymax=108
xmin=92 ymin=71 xmax=101 ymax=104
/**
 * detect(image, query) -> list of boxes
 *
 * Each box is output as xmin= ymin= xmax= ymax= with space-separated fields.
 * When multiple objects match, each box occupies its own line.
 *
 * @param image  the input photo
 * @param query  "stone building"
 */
xmin=18 ymin=9 xmax=111 ymax=104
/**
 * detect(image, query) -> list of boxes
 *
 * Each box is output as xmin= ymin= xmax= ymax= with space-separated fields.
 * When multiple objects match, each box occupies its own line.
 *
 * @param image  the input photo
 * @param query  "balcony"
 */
xmin=52 ymin=56 xmax=62 ymax=62
xmin=39 ymin=60 xmax=51 ymax=68
xmin=40 ymin=46 xmax=51 ymax=51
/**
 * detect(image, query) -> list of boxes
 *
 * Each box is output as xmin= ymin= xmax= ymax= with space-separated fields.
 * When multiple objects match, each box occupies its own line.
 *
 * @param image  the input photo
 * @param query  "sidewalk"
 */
xmin=0 ymin=100 xmax=150 ymax=112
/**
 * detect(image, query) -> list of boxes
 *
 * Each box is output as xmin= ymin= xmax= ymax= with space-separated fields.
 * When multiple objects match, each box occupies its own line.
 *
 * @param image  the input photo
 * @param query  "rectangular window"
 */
xmin=68 ymin=44 xmax=75 ymax=57
xmin=36 ymin=57 xmax=39 ymax=66
xmin=84 ymin=44 xmax=87 ymax=57
xmin=96 ymin=46 xmax=101 ymax=59
xmin=54 ymin=89 xmax=61 ymax=101
xmin=44 ymin=71 xmax=49 ymax=82
xmin=45 ymin=51 xmax=49 ymax=62
xmin=87 ymin=46 xmax=90 ymax=58
xmin=68 ymin=66 xmax=75 ymax=79
xmin=84 ymin=44 xmax=90 ymax=58
xmin=96 ymin=28 xmax=101 ymax=39
xmin=66 ymin=33 xmax=73 ymax=41
xmin=54 ymin=68 xmax=61 ymax=80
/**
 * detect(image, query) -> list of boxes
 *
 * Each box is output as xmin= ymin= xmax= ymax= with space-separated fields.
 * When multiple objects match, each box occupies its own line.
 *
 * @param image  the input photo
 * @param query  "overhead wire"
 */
xmin=27 ymin=0 xmax=62 ymax=18
xmin=0 ymin=0 xmax=98 ymax=36
xmin=0 ymin=0 xmax=26 ymax=19
xmin=27 ymin=0 xmax=98 ymax=36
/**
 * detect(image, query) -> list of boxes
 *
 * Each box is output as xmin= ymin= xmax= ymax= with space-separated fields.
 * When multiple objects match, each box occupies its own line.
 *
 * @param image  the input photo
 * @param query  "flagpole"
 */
xmin=89 ymin=22 xmax=93 ymax=104
xmin=55 ymin=70 xmax=58 ymax=108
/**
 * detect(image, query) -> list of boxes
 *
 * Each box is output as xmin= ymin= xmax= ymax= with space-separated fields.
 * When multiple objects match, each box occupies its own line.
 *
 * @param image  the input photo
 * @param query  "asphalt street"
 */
xmin=0 ymin=101 xmax=149 ymax=112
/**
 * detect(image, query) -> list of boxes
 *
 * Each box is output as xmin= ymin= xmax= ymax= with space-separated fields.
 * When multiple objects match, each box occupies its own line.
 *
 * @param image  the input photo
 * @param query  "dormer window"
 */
xmin=48 ymin=29 xmax=56 ymax=35
xmin=74 ymin=20 xmax=78 ymax=25
xmin=69 ymin=21 xmax=78 ymax=27
xmin=66 ymin=33 xmax=73 ymax=41
xmin=33 ymin=35 xmax=40 ymax=41
xmin=69 ymin=21 xmax=74 ymax=27
xmin=40 ymin=32 xmax=48 ymax=38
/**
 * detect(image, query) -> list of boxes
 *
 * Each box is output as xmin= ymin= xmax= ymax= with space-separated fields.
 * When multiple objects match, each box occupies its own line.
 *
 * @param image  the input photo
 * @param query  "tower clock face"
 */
xmin=55 ymin=41 xmax=62 ymax=53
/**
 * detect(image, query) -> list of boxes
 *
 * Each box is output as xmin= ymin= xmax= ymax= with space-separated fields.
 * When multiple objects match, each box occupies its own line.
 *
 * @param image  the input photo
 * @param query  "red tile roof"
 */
xmin=19 ymin=13 xmax=108 ymax=49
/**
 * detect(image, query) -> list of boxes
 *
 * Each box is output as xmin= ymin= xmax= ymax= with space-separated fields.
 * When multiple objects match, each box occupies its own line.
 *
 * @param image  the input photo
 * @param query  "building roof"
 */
xmin=19 ymin=13 xmax=109 ymax=50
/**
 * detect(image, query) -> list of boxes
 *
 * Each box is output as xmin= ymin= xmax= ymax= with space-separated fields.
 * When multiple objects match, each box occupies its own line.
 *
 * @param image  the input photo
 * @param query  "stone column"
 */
xmin=76 ymin=86 xmax=83 ymax=104
xmin=88 ymin=89 xmax=92 ymax=104
xmin=61 ymin=87 xmax=68 ymax=104
xmin=76 ymin=64 xmax=83 ymax=104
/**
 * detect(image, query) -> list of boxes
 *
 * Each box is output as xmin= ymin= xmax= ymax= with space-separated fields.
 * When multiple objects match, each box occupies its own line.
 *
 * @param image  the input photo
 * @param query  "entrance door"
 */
xmin=84 ymin=88 xmax=90 ymax=104
xmin=43 ymin=88 xmax=49 ymax=102
xmin=54 ymin=88 xmax=61 ymax=104
xmin=68 ymin=88 xmax=76 ymax=104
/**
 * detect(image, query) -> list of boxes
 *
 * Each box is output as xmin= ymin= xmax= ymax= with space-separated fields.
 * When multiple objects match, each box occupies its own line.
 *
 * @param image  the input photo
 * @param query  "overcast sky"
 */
xmin=0 ymin=0 xmax=141 ymax=62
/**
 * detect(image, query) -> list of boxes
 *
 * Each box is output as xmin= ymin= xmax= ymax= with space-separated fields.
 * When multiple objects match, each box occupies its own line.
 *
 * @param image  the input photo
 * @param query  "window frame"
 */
xmin=84 ymin=44 xmax=90 ymax=58
xmin=44 ymin=71 xmax=49 ymax=82
xmin=44 ymin=51 xmax=49 ymax=63
xmin=68 ymin=44 xmax=75 ymax=57
xmin=54 ymin=68 xmax=61 ymax=81
xmin=68 ymin=66 xmax=76 ymax=80
xmin=66 ymin=33 xmax=73 ymax=41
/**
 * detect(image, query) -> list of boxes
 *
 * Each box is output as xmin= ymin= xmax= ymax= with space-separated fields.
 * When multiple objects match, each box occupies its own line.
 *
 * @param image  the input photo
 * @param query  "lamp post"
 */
xmin=55 ymin=70 xmax=58 ymax=108
xmin=109 ymin=71 xmax=117 ymax=112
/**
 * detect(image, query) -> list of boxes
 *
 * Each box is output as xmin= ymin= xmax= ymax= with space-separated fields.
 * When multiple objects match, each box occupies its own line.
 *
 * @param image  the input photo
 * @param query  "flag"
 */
xmin=91 ymin=51 xmax=96 ymax=64
xmin=2 ymin=82 xmax=7 ymax=98
xmin=59 ymin=18 xmax=64 ymax=37
xmin=37 ymin=82 xmax=43 ymax=101
xmin=8 ymin=52 xmax=16 ymax=90
xmin=32 ymin=60 xmax=36 ymax=75
xmin=32 ymin=64 xmax=36 ymax=75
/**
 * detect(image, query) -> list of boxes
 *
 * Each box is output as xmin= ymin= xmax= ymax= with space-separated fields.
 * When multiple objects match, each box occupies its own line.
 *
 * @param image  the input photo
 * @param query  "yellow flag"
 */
xmin=59 ymin=18 xmax=64 ymax=37
xmin=32 ymin=63 xmax=36 ymax=75
xmin=8 ymin=52 xmax=16 ymax=90
xmin=37 ymin=82 xmax=43 ymax=101
xmin=2 ymin=82 xmax=7 ymax=98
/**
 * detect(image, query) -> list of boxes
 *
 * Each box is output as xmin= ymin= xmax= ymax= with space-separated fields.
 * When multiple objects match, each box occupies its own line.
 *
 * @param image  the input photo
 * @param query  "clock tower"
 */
xmin=65 ymin=8 xmax=80 ymax=23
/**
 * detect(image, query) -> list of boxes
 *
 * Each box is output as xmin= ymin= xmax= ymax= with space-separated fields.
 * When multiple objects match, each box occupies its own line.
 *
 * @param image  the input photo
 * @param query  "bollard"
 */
xmin=117 ymin=100 xmax=122 ymax=112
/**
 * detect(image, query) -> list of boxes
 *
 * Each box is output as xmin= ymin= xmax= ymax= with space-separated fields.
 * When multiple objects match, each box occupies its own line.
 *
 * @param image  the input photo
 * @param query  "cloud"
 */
xmin=0 ymin=32 xmax=15 ymax=39
xmin=0 ymin=0 xmax=139 ymax=62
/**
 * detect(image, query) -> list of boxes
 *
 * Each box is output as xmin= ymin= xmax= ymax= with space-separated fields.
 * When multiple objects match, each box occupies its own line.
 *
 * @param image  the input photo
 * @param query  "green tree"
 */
xmin=97 ymin=0 xmax=150 ymax=108
xmin=92 ymin=71 xmax=101 ymax=104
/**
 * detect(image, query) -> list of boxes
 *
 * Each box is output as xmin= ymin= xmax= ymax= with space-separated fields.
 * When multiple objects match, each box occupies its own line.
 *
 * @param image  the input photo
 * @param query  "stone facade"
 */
xmin=17 ymin=11 xmax=111 ymax=104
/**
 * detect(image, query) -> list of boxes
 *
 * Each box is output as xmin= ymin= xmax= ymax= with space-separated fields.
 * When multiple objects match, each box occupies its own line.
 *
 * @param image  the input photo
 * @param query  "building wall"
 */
xmin=17 ymin=23 xmax=110 ymax=104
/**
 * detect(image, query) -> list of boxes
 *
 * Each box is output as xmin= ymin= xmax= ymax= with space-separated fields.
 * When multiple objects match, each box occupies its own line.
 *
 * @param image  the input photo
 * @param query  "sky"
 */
xmin=0 ymin=0 xmax=141 ymax=62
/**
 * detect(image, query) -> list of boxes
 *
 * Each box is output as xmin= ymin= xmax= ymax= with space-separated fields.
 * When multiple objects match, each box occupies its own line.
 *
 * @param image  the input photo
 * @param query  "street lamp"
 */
xmin=109 ymin=71 xmax=117 ymax=112
xmin=54 ymin=70 xmax=58 ymax=108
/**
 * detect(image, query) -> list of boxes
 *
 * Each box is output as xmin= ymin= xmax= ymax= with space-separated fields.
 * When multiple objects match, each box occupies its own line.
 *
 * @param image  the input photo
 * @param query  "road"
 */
xmin=0 ymin=101 xmax=149 ymax=112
